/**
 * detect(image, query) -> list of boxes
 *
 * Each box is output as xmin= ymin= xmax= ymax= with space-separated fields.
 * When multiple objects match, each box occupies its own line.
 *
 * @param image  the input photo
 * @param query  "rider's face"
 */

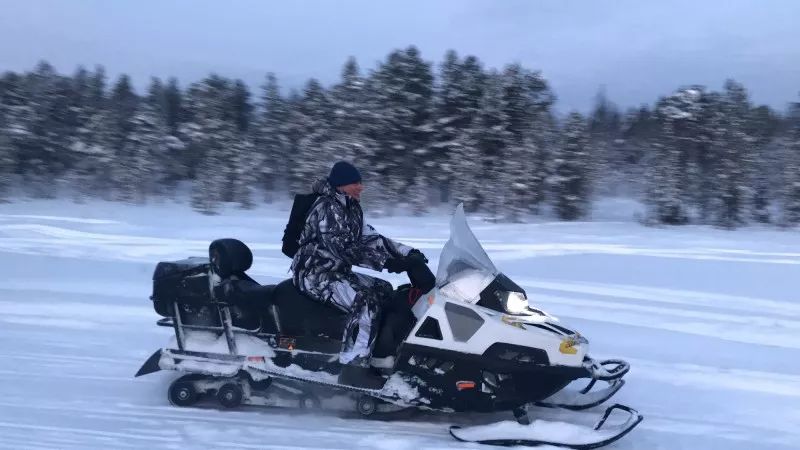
xmin=338 ymin=182 xmax=364 ymax=201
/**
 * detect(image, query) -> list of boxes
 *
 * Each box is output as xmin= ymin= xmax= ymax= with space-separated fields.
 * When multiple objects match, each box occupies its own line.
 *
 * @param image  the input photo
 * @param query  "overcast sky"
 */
xmin=1 ymin=0 xmax=798 ymax=112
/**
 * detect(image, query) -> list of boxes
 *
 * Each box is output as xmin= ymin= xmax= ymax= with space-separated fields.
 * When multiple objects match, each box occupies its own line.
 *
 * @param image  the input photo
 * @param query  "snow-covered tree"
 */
xmin=114 ymin=102 xmax=169 ymax=203
xmin=68 ymin=110 xmax=116 ymax=200
xmin=747 ymin=105 xmax=780 ymax=223
xmin=408 ymin=173 xmax=429 ymax=215
xmin=644 ymin=88 xmax=705 ymax=224
xmin=707 ymin=81 xmax=754 ymax=228
xmin=588 ymin=89 xmax=623 ymax=195
xmin=502 ymin=138 xmax=544 ymax=221
xmin=109 ymin=74 xmax=139 ymax=139
xmin=432 ymin=51 xmax=486 ymax=202
xmin=331 ymin=57 xmax=369 ymax=134
xmin=183 ymin=75 xmax=245 ymax=213
xmin=455 ymin=71 xmax=510 ymax=213
xmin=367 ymin=46 xmax=434 ymax=200
xmin=253 ymin=73 xmax=290 ymax=196
xmin=290 ymin=78 xmax=334 ymax=193
xmin=163 ymin=77 xmax=183 ymax=135
xmin=0 ymin=112 xmax=14 ymax=201
xmin=550 ymin=113 xmax=591 ymax=220
xmin=782 ymin=99 xmax=800 ymax=225
xmin=230 ymin=79 xmax=253 ymax=133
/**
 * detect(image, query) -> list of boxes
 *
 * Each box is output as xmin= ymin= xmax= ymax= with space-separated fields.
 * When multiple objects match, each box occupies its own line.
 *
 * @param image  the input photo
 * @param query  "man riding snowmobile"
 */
xmin=291 ymin=161 xmax=427 ymax=389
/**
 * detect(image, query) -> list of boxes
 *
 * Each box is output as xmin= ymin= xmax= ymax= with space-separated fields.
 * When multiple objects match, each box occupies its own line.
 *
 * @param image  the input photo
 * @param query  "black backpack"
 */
xmin=281 ymin=193 xmax=321 ymax=258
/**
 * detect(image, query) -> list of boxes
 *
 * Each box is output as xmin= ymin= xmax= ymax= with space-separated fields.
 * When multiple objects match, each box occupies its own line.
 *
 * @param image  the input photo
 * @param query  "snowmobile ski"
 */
xmin=448 ymin=404 xmax=643 ymax=449
xmin=535 ymin=379 xmax=625 ymax=411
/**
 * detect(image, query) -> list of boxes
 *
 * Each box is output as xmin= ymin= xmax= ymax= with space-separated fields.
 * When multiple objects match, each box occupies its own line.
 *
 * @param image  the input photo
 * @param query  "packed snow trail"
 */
xmin=1 ymin=199 xmax=799 ymax=449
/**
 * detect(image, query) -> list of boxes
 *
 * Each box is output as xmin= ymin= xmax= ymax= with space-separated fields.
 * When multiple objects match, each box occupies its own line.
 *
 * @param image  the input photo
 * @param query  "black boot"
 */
xmin=338 ymin=363 xmax=386 ymax=390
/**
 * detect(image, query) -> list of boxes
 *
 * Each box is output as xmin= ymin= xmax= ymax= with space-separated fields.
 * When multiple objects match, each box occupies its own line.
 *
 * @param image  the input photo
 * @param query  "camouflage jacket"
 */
xmin=291 ymin=179 xmax=411 ymax=286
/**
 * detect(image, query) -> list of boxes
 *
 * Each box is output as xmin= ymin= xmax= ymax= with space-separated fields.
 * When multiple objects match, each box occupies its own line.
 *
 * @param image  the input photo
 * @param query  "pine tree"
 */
xmin=588 ymin=88 xmax=622 ymax=195
xmin=88 ymin=66 xmax=107 ymax=112
xmin=331 ymin=57 xmax=368 ymax=134
xmin=432 ymin=51 xmax=486 ymax=202
xmin=68 ymin=109 xmax=116 ymax=200
xmin=109 ymin=74 xmax=139 ymax=138
xmin=618 ymin=106 xmax=658 ymax=196
xmin=367 ymin=46 xmax=434 ymax=202
xmin=230 ymin=79 xmax=252 ymax=133
xmin=500 ymin=63 xmax=554 ymax=214
xmin=783 ymin=99 xmax=800 ymax=225
xmin=408 ymin=173 xmax=428 ymax=215
xmin=0 ymin=111 xmax=14 ymax=201
xmin=456 ymin=71 xmax=510 ymax=213
xmin=146 ymin=77 xmax=167 ymax=121
xmin=141 ymin=77 xmax=186 ymax=189
xmin=781 ymin=138 xmax=800 ymax=225
xmin=645 ymin=89 xmax=704 ymax=224
xmin=709 ymin=80 xmax=753 ymax=228
xmin=114 ymin=102 xmax=169 ymax=203
xmin=291 ymin=78 xmax=334 ymax=193
xmin=0 ymin=72 xmax=26 ymax=188
xmin=18 ymin=62 xmax=75 ymax=197
xmin=502 ymin=138 xmax=544 ymax=221
xmin=229 ymin=136 xmax=257 ymax=209
xmin=183 ymin=75 xmax=241 ymax=213
xmin=163 ymin=77 xmax=183 ymax=135
xmin=551 ymin=113 xmax=591 ymax=220
xmin=747 ymin=105 xmax=780 ymax=223
xmin=253 ymin=73 xmax=290 ymax=196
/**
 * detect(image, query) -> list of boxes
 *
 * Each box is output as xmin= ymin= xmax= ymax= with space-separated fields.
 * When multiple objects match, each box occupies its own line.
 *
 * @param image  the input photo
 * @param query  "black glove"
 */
xmin=384 ymin=257 xmax=409 ymax=274
xmin=407 ymin=249 xmax=428 ymax=264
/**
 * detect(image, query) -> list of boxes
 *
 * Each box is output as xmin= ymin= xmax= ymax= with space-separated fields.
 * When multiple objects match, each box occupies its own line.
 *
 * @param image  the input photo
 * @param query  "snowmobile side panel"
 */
xmin=135 ymin=350 xmax=164 ymax=377
xmin=448 ymin=403 xmax=643 ymax=449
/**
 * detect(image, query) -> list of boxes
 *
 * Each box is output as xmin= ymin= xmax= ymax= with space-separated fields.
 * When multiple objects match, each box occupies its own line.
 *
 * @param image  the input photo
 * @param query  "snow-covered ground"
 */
xmin=1 ymin=198 xmax=799 ymax=450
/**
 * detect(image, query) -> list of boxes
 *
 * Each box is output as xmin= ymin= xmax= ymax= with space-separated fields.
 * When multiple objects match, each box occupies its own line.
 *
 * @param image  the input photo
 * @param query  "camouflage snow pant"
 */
xmin=299 ymin=272 xmax=393 ymax=365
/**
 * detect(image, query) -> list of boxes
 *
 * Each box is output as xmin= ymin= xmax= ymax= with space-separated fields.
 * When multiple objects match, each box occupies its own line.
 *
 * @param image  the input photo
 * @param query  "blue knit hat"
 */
xmin=328 ymin=161 xmax=362 ymax=187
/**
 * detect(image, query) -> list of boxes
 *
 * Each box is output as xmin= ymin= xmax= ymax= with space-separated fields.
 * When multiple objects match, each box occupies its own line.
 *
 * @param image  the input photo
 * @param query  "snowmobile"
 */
xmin=135 ymin=204 xmax=642 ymax=449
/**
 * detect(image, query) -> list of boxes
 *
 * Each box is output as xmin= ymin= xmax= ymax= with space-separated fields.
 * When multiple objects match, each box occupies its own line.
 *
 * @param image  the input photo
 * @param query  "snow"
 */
xmin=1 ymin=198 xmax=800 ymax=449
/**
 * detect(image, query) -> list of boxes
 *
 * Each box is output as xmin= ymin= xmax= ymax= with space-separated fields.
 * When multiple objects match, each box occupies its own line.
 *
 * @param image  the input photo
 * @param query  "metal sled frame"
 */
xmin=167 ymin=296 xmax=241 ymax=354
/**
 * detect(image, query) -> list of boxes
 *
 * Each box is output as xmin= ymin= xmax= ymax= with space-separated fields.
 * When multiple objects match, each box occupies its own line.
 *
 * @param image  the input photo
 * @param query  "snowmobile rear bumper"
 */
xmin=135 ymin=349 xmax=163 ymax=377
xmin=135 ymin=348 xmax=247 ymax=378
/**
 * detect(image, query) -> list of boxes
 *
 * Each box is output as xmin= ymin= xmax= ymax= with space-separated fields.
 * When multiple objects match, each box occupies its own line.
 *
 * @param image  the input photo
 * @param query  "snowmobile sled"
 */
xmin=135 ymin=204 xmax=642 ymax=448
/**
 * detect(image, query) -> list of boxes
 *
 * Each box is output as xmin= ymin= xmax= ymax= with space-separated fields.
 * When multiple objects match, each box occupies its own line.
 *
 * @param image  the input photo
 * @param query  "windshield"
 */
xmin=436 ymin=204 xmax=499 ymax=303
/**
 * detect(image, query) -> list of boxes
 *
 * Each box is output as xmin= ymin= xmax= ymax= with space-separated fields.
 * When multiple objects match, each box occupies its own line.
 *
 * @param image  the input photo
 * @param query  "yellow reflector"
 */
xmin=559 ymin=339 xmax=578 ymax=355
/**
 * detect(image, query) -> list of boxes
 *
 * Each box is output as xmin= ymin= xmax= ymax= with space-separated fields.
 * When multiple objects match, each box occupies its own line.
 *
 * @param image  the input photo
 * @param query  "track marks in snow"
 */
xmin=0 ymin=214 xmax=122 ymax=225
xmin=519 ymin=278 xmax=800 ymax=318
xmin=517 ymin=278 xmax=800 ymax=349
xmin=488 ymin=242 xmax=800 ymax=265
xmin=0 ymin=300 xmax=154 ymax=330
xmin=622 ymin=357 xmax=800 ymax=398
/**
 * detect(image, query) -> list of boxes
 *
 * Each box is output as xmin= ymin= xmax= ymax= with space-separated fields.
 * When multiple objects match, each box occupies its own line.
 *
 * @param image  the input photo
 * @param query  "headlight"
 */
xmin=497 ymin=291 xmax=528 ymax=314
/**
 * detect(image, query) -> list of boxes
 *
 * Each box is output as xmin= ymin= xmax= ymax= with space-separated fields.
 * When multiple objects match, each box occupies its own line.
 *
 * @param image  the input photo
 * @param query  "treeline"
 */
xmin=0 ymin=47 xmax=799 ymax=227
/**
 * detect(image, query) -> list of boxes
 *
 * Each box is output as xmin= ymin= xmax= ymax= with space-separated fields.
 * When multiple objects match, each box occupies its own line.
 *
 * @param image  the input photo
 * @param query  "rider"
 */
xmin=291 ymin=161 xmax=425 ymax=388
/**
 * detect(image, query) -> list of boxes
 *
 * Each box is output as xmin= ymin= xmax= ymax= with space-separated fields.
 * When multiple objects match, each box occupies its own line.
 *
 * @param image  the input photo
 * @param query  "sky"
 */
xmin=0 ymin=0 xmax=798 ymax=113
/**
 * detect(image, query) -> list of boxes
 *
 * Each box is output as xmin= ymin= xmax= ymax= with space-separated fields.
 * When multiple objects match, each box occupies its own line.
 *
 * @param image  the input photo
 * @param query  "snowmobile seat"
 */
xmin=263 ymin=279 xmax=347 ymax=339
xmin=212 ymin=276 xmax=345 ymax=339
